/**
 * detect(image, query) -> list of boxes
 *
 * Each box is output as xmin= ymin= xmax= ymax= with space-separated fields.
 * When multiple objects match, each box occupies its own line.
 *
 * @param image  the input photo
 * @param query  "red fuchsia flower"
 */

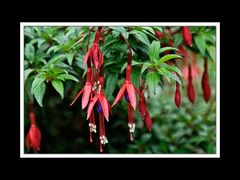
xmin=26 ymin=103 xmax=41 ymax=153
xmin=87 ymin=76 xmax=111 ymax=152
xmin=187 ymin=64 xmax=196 ymax=104
xmin=138 ymin=83 xmax=152 ymax=132
xmin=182 ymin=26 xmax=192 ymax=47
xmin=202 ymin=58 xmax=211 ymax=102
xmin=84 ymin=27 xmax=104 ymax=69
xmin=155 ymin=30 xmax=163 ymax=39
xmin=70 ymin=68 xmax=92 ymax=109
xmin=112 ymin=49 xmax=144 ymax=140
xmin=175 ymin=82 xmax=181 ymax=108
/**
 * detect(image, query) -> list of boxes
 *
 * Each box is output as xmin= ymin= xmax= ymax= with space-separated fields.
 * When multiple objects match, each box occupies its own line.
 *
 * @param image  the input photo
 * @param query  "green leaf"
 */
xmin=47 ymin=54 xmax=66 ymax=66
xmin=146 ymin=72 xmax=160 ymax=95
xmin=168 ymin=73 xmax=182 ymax=85
xmin=47 ymin=45 xmax=60 ymax=54
xmin=173 ymin=33 xmax=183 ymax=47
xmin=52 ymin=79 xmax=64 ymax=99
xmin=33 ymin=82 xmax=46 ymax=107
xmin=194 ymin=35 xmax=206 ymax=56
xmin=131 ymin=69 xmax=141 ymax=89
xmin=109 ymin=27 xmax=129 ymax=39
xmin=120 ymin=60 xmax=141 ymax=73
xmin=149 ymin=40 xmax=160 ymax=62
xmin=58 ymin=74 xmax=79 ymax=82
xmin=159 ymin=54 xmax=182 ymax=63
xmin=157 ymin=68 xmax=171 ymax=82
xmin=135 ymin=32 xmax=150 ymax=47
xmin=105 ymin=74 xmax=118 ymax=98
xmin=140 ymin=27 xmax=155 ymax=35
xmin=24 ymin=69 xmax=34 ymax=81
xmin=159 ymin=47 xmax=179 ymax=54
xmin=141 ymin=62 xmax=152 ymax=74
xmin=25 ymin=43 xmax=35 ymax=60
xmin=66 ymin=53 xmax=74 ymax=65
xmin=206 ymin=46 xmax=215 ymax=62
xmin=31 ymin=76 xmax=46 ymax=95
xmin=165 ymin=65 xmax=183 ymax=76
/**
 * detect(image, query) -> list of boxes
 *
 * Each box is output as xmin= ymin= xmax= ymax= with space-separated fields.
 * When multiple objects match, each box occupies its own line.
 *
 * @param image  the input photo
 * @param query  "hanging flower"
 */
xmin=174 ymin=82 xmax=181 ymax=108
xmin=202 ymin=58 xmax=211 ymax=102
xmin=182 ymin=26 xmax=192 ymax=47
xmin=138 ymin=83 xmax=152 ymax=132
xmin=26 ymin=103 xmax=41 ymax=153
xmin=86 ymin=76 xmax=111 ymax=152
xmin=112 ymin=65 xmax=142 ymax=110
xmin=187 ymin=64 xmax=195 ymax=104
xmin=84 ymin=27 xmax=103 ymax=69
xmin=70 ymin=68 xmax=92 ymax=109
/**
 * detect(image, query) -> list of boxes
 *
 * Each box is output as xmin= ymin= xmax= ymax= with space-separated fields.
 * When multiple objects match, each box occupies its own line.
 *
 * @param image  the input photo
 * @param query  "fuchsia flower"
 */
xmin=182 ymin=26 xmax=192 ymax=47
xmin=202 ymin=58 xmax=211 ymax=102
xmin=70 ymin=68 xmax=92 ymax=109
xmin=86 ymin=77 xmax=111 ymax=152
xmin=112 ymin=49 xmax=146 ymax=140
xmin=174 ymin=82 xmax=181 ymax=108
xmin=26 ymin=103 xmax=41 ymax=153
xmin=187 ymin=64 xmax=195 ymax=104
xmin=84 ymin=27 xmax=103 ymax=69
xmin=138 ymin=84 xmax=152 ymax=132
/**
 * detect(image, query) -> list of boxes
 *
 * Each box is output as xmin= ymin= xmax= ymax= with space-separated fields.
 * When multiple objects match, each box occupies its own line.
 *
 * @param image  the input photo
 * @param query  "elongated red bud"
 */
xmin=175 ymin=82 xmax=181 ymax=108
xmin=182 ymin=26 xmax=192 ymax=47
xmin=187 ymin=65 xmax=195 ymax=103
xmin=155 ymin=31 xmax=162 ymax=39
xmin=202 ymin=58 xmax=211 ymax=102
xmin=145 ymin=112 xmax=152 ymax=132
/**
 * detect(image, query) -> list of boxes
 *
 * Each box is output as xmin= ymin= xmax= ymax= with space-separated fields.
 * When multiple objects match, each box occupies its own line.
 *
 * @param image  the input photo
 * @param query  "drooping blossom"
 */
xmin=182 ymin=26 xmax=192 ymax=47
xmin=202 ymin=58 xmax=211 ymax=102
xmin=26 ymin=103 xmax=41 ymax=153
xmin=138 ymin=82 xmax=152 ymax=132
xmin=174 ymin=82 xmax=181 ymax=108
xmin=84 ymin=27 xmax=103 ymax=69
xmin=70 ymin=68 xmax=92 ymax=109
xmin=187 ymin=64 xmax=195 ymax=104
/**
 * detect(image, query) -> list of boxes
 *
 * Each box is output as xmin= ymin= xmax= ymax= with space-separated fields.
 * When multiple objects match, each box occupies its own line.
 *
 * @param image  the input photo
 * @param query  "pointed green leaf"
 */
xmin=159 ymin=47 xmax=179 ymax=54
xmin=165 ymin=65 xmax=183 ymax=76
xmin=105 ymin=74 xmax=118 ymax=98
xmin=146 ymin=72 xmax=160 ymax=95
xmin=149 ymin=40 xmax=160 ymax=62
xmin=173 ymin=33 xmax=183 ymax=47
xmin=159 ymin=54 xmax=182 ymax=63
xmin=135 ymin=32 xmax=150 ymax=47
xmin=66 ymin=53 xmax=74 ymax=65
xmin=52 ymin=79 xmax=64 ymax=99
xmin=58 ymin=74 xmax=79 ymax=82
xmin=47 ymin=45 xmax=60 ymax=54
xmin=194 ymin=35 xmax=206 ymax=56
xmin=31 ymin=76 xmax=46 ymax=95
xmin=168 ymin=73 xmax=182 ymax=85
xmin=47 ymin=54 xmax=66 ymax=66
xmin=109 ymin=27 xmax=129 ymax=39
xmin=33 ymin=82 xmax=46 ymax=107
xmin=141 ymin=62 xmax=152 ymax=74
xmin=25 ymin=43 xmax=35 ymax=60
xmin=24 ymin=69 xmax=34 ymax=81
xmin=157 ymin=68 xmax=171 ymax=82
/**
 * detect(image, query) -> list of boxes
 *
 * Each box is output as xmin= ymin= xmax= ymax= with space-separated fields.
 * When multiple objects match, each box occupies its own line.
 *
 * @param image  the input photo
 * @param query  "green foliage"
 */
xmin=24 ymin=26 xmax=216 ymax=154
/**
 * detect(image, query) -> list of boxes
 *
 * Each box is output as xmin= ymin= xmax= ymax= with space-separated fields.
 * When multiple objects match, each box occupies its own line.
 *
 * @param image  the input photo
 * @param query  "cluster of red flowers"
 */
xmin=25 ymin=26 xmax=212 ymax=153
xmin=70 ymin=27 xmax=152 ymax=152
xmin=155 ymin=26 xmax=211 ymax=108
